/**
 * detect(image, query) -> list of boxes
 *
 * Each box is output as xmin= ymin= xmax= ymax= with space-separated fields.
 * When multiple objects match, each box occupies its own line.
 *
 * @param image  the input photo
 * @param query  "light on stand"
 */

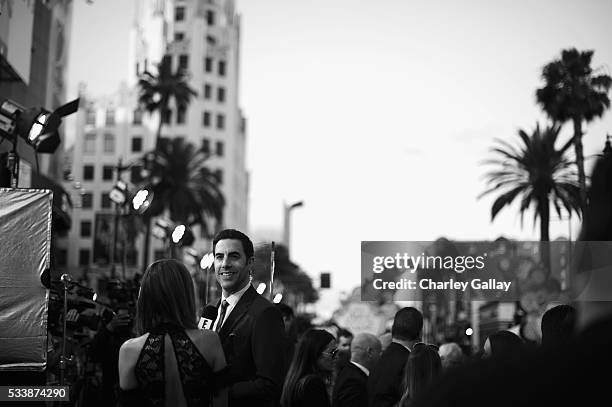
xmin=272 ymin=293 xmax=283 ymax=304
xmin=256 ymin=283 xmax=267 ymax=295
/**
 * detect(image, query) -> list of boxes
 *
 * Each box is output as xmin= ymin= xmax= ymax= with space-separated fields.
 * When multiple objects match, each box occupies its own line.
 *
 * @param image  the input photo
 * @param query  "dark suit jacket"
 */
xmin=332 ymin=362 xmax=368 ymax=407
xmin=215 ymin=286 xmax=287 ymax=407
xmin=367 ymin=342 xmax=410 ymax=407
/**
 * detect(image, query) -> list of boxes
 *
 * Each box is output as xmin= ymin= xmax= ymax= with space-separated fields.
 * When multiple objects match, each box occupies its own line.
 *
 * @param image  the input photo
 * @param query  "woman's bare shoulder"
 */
xmin=120 ymin=333 xmax=149 ymax=358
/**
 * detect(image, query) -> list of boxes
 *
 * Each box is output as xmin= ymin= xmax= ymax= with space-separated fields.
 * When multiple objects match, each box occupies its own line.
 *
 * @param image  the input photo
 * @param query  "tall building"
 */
xmin=0 ymin=1 xmax=75 ymax=272
xmin=59 ymin=0 xmax=248 ymax=280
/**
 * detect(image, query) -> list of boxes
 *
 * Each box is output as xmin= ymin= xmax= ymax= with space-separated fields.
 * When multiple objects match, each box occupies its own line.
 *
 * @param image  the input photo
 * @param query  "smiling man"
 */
xmin=211 ymin=229 xmax=287 ymax=407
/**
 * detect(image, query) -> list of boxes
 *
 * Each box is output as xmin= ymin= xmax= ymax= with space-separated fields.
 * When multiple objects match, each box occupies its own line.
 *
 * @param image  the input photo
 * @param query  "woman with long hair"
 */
xmin=118 ymin=259 xmax=227 ymax=406
xmin=280 ymin=329 xmax=336 ymax=407
xmin=398 ymin=344 xmax=442 ymax=407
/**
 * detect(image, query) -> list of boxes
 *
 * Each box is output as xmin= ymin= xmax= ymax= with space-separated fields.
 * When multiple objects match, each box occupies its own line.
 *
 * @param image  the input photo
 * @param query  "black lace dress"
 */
xmin=119 ymin=323 xmax=216 ymax=407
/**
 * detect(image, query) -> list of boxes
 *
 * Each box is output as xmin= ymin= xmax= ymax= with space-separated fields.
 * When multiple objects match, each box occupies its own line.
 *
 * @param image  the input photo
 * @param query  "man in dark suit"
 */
xmin=367 ymin=307 xmax=423 ymax=407
xmin=333 ymin=333 xmax=382 ymax=407
xmin=211 ymin=229 xmax=287 ymax=407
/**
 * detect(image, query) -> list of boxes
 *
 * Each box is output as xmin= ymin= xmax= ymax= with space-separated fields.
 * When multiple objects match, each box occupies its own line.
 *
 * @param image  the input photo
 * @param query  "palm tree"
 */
xmin=142 ymin=138 xmax=224 ymax=258
xmin=480 ymin=123 xmax=581 ymax=242
xmin=138 ymin=54 xmax=198 ymax=149
xmin=536 ymin=48 xmax=612 ymax=212
xmin=138 ymin=54 xmax=197 ymax=267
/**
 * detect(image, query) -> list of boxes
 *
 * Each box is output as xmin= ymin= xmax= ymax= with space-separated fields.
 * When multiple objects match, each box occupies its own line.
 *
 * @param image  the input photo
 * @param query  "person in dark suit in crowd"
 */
xmin=281 ymin=329 xmax=336 ymax=407
xmin=540 ymin=304 xmax=576 ymax=349
xmin=334 ymin=328 xmax=354 ymax=374
xmin=368 ymin=307 xmax=423 ymax=407
xmin=482 ymin=330 xmax=524 ymax=359
xmin=275 ymin=303 xmax=297 ymax=372
xmin=332 ymin=333 xmax=382 ymax=407
xmin=211 ymin=229 xmax=287 ymax=407
xmin=410 ymin=153 xmax=612 ymax=407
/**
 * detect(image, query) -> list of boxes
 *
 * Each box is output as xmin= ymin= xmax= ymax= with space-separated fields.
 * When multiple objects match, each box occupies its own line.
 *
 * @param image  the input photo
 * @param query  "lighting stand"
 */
xmin=59 ymin=274 xmax=74 ymax=386
xmin=4 ymin=133 xmax=19 ymax=188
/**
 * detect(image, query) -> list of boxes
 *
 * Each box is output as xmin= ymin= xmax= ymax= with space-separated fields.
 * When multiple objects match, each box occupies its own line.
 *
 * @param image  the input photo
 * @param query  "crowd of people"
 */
xmin=110 ymin=227 xmax=607 ymax=407
xmin=110 ymin=151 xmax=612 ymax=407
xmin=3 ymin=152 xmax=611 ymax=407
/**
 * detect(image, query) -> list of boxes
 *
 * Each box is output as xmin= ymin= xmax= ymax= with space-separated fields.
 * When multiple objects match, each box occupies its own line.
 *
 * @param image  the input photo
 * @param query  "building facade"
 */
xmin=58 ymin=0 xmax=248 ymax=280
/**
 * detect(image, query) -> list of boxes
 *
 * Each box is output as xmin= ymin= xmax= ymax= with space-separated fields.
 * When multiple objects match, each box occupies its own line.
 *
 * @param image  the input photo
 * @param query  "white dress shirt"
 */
xmin=350 ymin=361 xmax=370 ymax=376
xmin=212 ymin=282 xmax=251 ymax=331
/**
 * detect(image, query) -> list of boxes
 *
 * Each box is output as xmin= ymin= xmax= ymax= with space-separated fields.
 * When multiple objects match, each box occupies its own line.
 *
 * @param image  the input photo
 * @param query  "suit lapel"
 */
xmin=218 ymin=285 xmax=257 ymax=340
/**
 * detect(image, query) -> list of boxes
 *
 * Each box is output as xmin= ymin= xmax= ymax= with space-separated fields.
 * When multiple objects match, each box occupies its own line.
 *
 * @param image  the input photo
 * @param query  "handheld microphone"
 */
xmin=199 ymin=305 xmax=218 ymax=330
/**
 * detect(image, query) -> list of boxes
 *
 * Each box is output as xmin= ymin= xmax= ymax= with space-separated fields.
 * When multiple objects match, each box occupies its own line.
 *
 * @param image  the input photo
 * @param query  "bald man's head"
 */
xmin=351 ymin=333 xmax=382 ymax=370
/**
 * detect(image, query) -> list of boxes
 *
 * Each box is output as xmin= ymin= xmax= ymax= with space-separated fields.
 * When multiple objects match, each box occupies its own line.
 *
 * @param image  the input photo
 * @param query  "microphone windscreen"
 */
xmin=202 ymin=305 xmax=218 ymax=320
xmin=198 ymin=305 xmax=218 ymax=330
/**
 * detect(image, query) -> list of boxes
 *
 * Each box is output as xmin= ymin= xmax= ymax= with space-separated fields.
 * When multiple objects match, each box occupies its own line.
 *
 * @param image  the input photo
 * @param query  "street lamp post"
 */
xmin=283 ymin=200 xmax=303 ymax=256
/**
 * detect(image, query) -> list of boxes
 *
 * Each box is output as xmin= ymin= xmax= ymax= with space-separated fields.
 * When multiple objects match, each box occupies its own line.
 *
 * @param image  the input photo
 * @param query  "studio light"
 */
xmin=152 ymin=219 xmax=194 ymax=246
xmin=132 ymin=189 xmax=152 ymax=212
xmin=171 ymin=225 xmax=186 ymax=244
xmin=272 ymin=293 xmax=283 ymax=304
xmin=256 ymin=283 xmax=267 ymax=295
xmin=109 ymin=180 xmax=128 ymax=205
xmin=0 ymin=98 xmax=79 ymax=153
xmin=200 ymin=253 xmax=214 ymax=269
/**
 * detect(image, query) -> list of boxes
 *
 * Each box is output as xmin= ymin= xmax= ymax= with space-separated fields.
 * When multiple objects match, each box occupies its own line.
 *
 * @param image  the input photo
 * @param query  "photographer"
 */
xmin=88 ymin=304 xmax=135 ymax=407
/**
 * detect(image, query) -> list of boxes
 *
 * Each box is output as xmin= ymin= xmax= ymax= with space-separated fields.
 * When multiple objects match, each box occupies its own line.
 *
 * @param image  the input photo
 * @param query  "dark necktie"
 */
xmin=215 ymin=300 xmax=229 ymax=332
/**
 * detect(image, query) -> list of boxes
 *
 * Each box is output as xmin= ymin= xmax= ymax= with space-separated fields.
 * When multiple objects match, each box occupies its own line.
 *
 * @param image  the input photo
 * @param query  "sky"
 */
xmin=68 ymin=0 xmax=612 ymax=315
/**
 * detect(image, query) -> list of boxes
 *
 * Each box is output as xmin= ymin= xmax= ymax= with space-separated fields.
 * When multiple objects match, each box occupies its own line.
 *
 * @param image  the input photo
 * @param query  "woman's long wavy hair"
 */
xmin=280 ymin=329 xmax=334 ymax=407
xmin=399 ymin=344 xmax=442 ymax=407
xmin=136 ymin=259 xmax=198 ymax=334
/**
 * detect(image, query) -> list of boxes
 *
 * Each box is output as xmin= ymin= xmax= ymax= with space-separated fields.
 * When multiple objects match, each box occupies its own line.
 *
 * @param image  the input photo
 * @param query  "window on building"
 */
xmin=204 ymin=83 xmax=212 ymax=99
xmin=86 ymin=109 xmax=96 ymax=125
xmin=177 ymin=105 xmax=187 ymax=124
xmin=217 ymin=87 xmax=226 ymax=103
xmin=215 ymin=169 xmax=223 ymax=185
xmin=132 ymin=137 xmax=143 ymax=152
xmin=206 ymin=10 xmax=215 ymax=25
xmin=79 ymin=249 xmax=90 ymax=266
xmin=174 ymin=32 xmax=185 ymax=41
xmin=83 ymin=165 xmax=94 ymax=181
xmin=56 ymin=249 xmax=67 ymax=267
xmin=133 ymin=109 xmax=143 ymax=125
xmin=81 ymin=193 xmax=93 ymax=209
xmin=162 ymin=109 xmax=172 ymax=124
xmin=106 ymin=109 xmax=115 ymax=126
xmin=203 ymin=111 xmax=211 ymax=127
xmin=178 ymin=54 xmax=189 ymax=71
xmin=101 ymin=192 xmax=112 ymax=209
xmin=175 ymin=6 xmax=185 ymax=21
xmin=216 ymin=113 xmax=225 ymax=130
xmin=216 ymin=141 xmax=224 ymax=157
xmin=205 ymin=57 xmax=213 ymax=73
xmin=218 ymin=60 xmax=226 ymax=77
xmin=102 ymin=165 xmax=114 ymax=181
xmin=206 ymin=35 xmax=216 ymax=45
xmin=81 ymin=220 xmax=92 ymax=237
xmin=103 ymin=133 xmax=115 ymax=153
xmin=202 ymin=138 xmax=210 ymax=154
xmin=84 ymin=133 xmax=96 ymax=154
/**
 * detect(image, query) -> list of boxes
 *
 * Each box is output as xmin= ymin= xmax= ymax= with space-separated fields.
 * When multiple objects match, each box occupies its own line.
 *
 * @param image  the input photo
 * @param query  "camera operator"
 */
xmin=88 ymin=303 xmax=135 ymax=407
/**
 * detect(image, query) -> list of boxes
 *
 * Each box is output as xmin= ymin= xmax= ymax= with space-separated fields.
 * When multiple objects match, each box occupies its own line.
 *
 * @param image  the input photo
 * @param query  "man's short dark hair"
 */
xmin=392 ymin=307 xmax=423 ymax=341
xmin=213 ymin=229 xmax=254 ymax=259
xmin=541 ymin=304 xmax=576 ymax=348
xmin=275 ymin=303 xmax=294 ymax=319
xmin=338 ymin=328 xmax=353 ymax=339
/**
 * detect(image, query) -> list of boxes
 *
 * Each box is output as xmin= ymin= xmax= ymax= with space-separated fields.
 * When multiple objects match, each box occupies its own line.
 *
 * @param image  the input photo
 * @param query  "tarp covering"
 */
xmin=0 ymin=188 xmax=52 ymax=371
